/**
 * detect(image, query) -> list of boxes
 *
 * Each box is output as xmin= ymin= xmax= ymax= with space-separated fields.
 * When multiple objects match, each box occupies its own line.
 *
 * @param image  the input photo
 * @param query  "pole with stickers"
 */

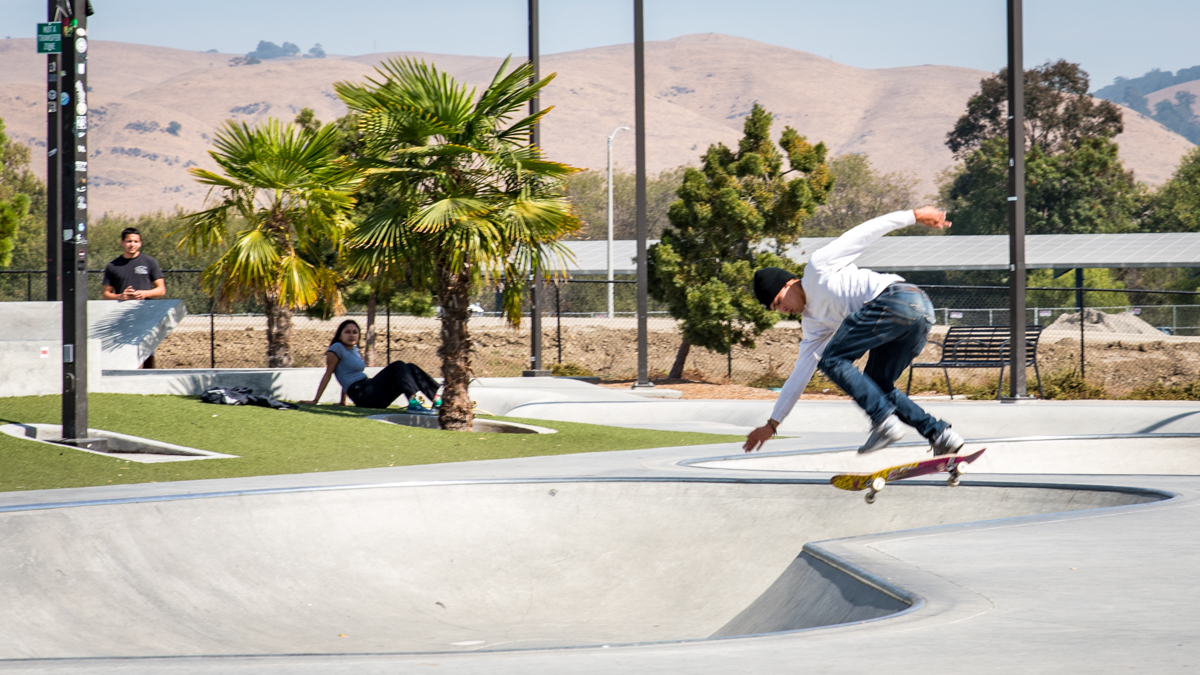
xmin=47 ymin=0 xmax=94 ymax=441
xmin=41 ymin=6 xmax=62 ymax=301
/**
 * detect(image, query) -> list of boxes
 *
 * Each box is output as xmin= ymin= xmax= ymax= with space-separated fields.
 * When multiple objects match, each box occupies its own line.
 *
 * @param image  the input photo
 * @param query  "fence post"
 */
xmin=555 ymin=282 xmax=562 ymax=365
xmin=209 ymin=297 xmax=216 ymax=369
xmin=386 ymin=303 xmax=391 ymax=364
xmin=1076 ymin=268 xmax=1085 ymax=379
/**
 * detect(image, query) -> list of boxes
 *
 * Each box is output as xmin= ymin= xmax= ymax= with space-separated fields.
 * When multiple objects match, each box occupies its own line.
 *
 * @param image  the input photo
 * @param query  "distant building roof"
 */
xmin=561 ymin=233 xmax=1200 ymax=275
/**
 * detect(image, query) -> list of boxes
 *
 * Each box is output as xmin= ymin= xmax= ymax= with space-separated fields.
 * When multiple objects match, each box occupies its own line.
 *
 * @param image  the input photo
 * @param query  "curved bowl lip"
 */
xmin=681 ymin=432 xmax=1200 ymax=468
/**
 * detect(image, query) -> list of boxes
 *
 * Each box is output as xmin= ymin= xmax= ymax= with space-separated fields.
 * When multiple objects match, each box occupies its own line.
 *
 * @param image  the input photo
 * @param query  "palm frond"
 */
xmin=276 ymin=254 xmax=321 ymax=308
xmin=411 ymin=195 xmax=494 ymax=233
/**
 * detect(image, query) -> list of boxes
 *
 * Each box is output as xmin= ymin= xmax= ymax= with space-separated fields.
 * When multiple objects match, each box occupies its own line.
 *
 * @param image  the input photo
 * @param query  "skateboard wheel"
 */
xmin=948 ymin=475 xmax=962 ymax=487
xmin=871 ymin=477 xmax=886 ymax=492
xmin=865 ymin=491 xmax=877 ymax=504
xmin=955 ymin=462 xmax=969 ymax=475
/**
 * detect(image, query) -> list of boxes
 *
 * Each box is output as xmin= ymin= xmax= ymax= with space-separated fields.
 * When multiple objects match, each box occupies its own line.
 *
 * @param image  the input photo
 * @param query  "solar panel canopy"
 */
xmin=560 ymin=233 xmax=1200 ymax=274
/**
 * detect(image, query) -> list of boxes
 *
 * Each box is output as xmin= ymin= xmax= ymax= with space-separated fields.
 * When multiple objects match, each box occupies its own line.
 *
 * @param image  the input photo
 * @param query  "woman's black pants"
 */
xmin=346 ymin=361 xmax=440 ymax=409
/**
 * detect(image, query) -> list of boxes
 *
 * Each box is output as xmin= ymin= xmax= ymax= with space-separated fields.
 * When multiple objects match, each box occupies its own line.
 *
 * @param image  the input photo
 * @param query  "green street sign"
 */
xmin=37 ymin=23 xmax=62 ymax=54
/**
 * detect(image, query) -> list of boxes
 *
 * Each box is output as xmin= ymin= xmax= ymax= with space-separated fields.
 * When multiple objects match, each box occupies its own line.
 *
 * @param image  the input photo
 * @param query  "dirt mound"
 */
xmin=1047 ymin=309 xmax=1165 ymax=335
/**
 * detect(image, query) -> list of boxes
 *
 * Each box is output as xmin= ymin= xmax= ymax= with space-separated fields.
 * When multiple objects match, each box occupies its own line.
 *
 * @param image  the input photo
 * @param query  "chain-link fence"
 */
xmin=6 ymin=270 xmax=1199 ymax=398
xmin=0 ymin=269 xmax=261 ymax=314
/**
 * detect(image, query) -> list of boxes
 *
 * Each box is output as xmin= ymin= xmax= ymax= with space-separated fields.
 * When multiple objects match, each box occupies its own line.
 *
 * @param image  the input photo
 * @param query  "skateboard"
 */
xmin=831 ymin=448 xmax=986 ymax=504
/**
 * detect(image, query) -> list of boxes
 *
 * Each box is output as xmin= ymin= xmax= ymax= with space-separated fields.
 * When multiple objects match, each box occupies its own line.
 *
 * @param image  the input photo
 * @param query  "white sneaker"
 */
xmin=930 ymin=427 xmax=964 ymax=456
xmin=858 ymin=415 xmax=904 ymax=454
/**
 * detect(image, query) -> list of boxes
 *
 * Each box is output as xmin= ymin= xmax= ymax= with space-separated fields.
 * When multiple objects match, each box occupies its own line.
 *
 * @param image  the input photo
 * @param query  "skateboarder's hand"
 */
xmin=913 ymin=206 xmax=951 ymax=229
xmin=743 ymin=425 xmax=773 ymax=453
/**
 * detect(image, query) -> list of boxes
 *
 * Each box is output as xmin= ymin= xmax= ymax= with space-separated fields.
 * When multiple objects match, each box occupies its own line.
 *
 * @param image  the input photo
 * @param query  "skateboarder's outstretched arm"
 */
xmin=743 ymin=329 xmax=831 ymax=452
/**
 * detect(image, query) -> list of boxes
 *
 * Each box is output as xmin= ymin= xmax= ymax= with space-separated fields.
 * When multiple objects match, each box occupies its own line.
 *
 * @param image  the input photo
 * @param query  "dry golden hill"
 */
xmin=0 ymin=34 xmax=1193 ymax=218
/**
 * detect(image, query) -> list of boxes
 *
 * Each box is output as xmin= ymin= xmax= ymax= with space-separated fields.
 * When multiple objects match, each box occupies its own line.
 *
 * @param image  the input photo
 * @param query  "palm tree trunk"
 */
xmin=669 ymin=337 xmax=691 ymax=380
xmin=264 ymin=291 xmax=294 ymax=368
xmin=437 ymin=265 xmax=473 ymax=431
xmin=364 ymin=290 xmax=378 ymax=367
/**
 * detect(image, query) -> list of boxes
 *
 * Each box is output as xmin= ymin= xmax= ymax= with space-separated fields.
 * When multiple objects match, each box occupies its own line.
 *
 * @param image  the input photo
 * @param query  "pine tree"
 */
xmin=648 ymin=103 xmax=832 ymax=378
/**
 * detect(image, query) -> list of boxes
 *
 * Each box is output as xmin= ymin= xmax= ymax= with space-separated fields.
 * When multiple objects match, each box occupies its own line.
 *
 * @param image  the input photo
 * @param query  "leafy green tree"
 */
xmin=1093 ymin=65 xmax=1200 ymax=117
xmin=648 ymin=103 xmax=832 ymax=378
xmin=941 ymin=61 xmax=1140 ymax=250
xmin=563 ymin=166 xmax=685 ymax=240
xmin=1144 ymin=146 xmax=1200 ymax=233
xmin=947 ymin=60 xmax=1123 ymax=158
xmin=179 ymin=118 xmax=359 ymax=367
xmin=0 ymin=117 xmax=46 ymax=269
xmin=1150 ymin=91 xmax=1200 ymax=144
xmin=1027 ymin=268 xmax=1129 ymax=312
xmin=803 ymin=153 xmax=921 ymax=237
xmin=941 ymin=136 xmax=1141 ymax=236
xmin=247 ymin=41 xmax=300 ymax=60
xmin=0 ymin=192 xmax=29 ymax=268
xmin=335 ymin=57 xmax=578 ymax=430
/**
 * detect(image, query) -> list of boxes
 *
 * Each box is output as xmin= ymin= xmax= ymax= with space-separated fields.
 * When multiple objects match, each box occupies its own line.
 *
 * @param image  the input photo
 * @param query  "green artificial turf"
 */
xmin=0 ymin=394 xmax=742 ymax=492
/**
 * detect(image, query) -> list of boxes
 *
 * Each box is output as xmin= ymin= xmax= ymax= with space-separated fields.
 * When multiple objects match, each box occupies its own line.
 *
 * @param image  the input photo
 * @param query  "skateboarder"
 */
xmin=743 ymin=207 xmax=964 ymax=456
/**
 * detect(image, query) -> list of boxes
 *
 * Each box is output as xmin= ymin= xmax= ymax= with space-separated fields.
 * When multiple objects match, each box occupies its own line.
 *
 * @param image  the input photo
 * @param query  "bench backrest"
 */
xmin=939 ymin=325 xmax=1043 ymax=364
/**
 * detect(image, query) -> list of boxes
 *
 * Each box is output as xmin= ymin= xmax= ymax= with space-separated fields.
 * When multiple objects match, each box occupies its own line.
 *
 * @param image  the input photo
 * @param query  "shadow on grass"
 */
xmin=292 ymin=404 xmax=397 ymax=420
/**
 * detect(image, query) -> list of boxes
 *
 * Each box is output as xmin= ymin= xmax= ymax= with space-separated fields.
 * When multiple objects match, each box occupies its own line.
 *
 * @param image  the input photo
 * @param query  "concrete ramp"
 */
xmin=0 ymin=479 xmax=1160 ymax=658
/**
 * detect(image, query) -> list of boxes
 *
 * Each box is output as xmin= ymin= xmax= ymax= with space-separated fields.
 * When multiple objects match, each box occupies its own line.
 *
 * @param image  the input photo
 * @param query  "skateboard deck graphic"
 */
xmin=831 ymin=448 xmax=986 ymax=503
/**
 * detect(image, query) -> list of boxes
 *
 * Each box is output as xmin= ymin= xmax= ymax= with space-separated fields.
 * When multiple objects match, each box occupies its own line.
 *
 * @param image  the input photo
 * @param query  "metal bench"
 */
xmin=905 ymin=325 xmax=1044 ymax=400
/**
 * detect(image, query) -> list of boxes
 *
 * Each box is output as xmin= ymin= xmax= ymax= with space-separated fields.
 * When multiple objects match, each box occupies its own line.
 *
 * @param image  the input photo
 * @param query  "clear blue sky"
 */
xmin=3 ymin=0 xmax=1197 ymax=89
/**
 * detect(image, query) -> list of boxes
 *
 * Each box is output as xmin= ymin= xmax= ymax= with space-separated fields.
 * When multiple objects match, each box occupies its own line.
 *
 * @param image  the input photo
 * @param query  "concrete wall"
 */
xmin=0 ymin=300 xmax=186 ymax=370
xmin=0 ymin=339 xmax=101 ymax=397
xmin=0 ymin=300 xmax=185 ymax=398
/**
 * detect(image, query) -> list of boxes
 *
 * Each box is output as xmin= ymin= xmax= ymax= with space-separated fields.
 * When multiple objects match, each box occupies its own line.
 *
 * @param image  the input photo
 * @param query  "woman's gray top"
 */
xmin=327 ymin=342 xmax=368 ymax=389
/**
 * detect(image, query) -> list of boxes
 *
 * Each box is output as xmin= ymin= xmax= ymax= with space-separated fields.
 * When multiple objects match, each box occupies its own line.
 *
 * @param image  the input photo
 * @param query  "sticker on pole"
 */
xmin=37 ymin=23 xmax=62 ymax=54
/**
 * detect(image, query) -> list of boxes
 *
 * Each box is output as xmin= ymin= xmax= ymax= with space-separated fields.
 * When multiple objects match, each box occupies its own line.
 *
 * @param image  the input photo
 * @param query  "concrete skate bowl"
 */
xmin=0 ymin=479 xmax=1166 ymax=660
xmin=684 ymin=434 xmax=1200 ymax=475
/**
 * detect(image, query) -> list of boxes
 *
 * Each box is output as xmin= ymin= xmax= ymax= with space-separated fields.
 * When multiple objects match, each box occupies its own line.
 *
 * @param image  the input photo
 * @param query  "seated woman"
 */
xmin=301 ymin=320 xmax=440 ymax=409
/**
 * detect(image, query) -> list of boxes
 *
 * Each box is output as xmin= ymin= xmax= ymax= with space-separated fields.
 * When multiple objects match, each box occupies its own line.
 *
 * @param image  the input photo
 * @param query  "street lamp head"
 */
xmin=609 ymin=126 xmax=630 ymax=141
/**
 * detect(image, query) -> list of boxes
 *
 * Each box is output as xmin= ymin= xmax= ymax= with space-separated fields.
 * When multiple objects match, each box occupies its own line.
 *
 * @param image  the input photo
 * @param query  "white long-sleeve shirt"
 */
xmin=769 ymin=210 xmax=915 ymax=424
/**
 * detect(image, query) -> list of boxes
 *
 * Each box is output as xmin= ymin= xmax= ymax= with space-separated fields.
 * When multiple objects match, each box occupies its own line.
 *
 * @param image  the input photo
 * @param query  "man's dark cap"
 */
xmin=753 ymin=267 xmax=796 ymax=308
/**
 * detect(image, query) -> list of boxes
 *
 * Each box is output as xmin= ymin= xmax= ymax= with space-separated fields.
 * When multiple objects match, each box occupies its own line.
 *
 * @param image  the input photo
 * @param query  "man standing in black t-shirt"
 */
xmin=102 ymin=227 xmax=165 ymax=301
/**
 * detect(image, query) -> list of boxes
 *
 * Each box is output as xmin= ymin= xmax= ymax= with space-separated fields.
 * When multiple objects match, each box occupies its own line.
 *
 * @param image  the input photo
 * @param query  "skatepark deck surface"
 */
xmin=1 ymin=393 xmax=1199 ymax=674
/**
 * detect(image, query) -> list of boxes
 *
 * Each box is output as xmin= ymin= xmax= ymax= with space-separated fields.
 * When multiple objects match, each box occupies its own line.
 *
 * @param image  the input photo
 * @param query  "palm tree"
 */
xmin=179 ymin=118 xmax=358 ymax=366
xmin=335 ymin=57 xmax=578 ymax=431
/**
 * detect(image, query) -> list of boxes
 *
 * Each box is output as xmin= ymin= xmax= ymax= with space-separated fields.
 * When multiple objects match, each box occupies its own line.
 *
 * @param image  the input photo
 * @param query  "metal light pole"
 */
xmin=1006 ymin=0 xmax=1028 ymax=398
xmin=607 ymin=126 xmax=629 ymax=319
xmin=632 ymin=0 xmax=652 ymax=389
xmin=524 ymin=0 xmax=549 ymax=376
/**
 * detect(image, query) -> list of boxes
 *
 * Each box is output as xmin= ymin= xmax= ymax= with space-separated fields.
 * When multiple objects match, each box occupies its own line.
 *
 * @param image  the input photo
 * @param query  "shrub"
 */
xmin=1125 ymin=380 xmax=1200 ymax=401
xmin=1041 ymin=368 xmax=1106 ymax=400
xmin=552 ymin=362 xmax=595 ymax=378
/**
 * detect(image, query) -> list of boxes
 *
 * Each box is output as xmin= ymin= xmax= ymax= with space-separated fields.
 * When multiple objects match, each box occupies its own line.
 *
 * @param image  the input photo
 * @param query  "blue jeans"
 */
xmin=817 ymin=283 xmax=948 ymax=440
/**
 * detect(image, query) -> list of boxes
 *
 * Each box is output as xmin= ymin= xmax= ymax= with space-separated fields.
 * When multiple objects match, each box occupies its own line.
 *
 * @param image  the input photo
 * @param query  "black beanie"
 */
xmin=753 ymin=267 xmax=796 ymax=308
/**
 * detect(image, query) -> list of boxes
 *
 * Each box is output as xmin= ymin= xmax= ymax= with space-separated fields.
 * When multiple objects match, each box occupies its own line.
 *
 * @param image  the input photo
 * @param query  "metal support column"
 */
xmin=1005 ymin=0 xmax=1028 ymax=399
xmin=633 ymin=0 xmax=652 ymax=389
